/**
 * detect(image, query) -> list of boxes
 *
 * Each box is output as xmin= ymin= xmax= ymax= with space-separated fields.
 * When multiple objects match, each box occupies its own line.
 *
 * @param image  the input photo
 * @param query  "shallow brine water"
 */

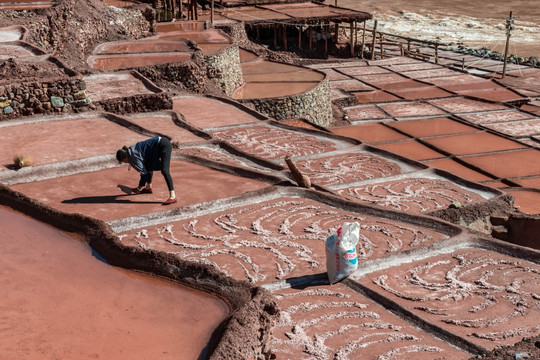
xmin=0 ymin=207 xmax=228 ymax=360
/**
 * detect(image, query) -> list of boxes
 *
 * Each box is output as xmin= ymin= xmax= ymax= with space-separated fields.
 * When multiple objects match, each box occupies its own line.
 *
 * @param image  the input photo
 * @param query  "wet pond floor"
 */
xmin=0 ymin=207 xmax=229 ymax=360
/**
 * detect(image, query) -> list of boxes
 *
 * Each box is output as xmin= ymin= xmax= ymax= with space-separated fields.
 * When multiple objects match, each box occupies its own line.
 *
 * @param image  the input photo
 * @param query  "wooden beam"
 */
xmin=349 ymin=21 xmax=354 ymax=57
xmin=298 ymin=26 xmax=302 ymax=50
xmin=309 ymin=26 xmax=313 ymax=55
xmin=283 ymin=24 xmax=287 ymax=51
xmin=210 ymin=0 xmax=214 ymax=25
xmin=371 ymin=20 xmax=378 ymax=60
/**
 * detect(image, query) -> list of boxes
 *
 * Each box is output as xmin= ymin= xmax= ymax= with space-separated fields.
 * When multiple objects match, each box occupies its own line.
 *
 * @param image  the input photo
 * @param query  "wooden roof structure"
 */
xmin=209 ymin=1 xmax=371 ymax=25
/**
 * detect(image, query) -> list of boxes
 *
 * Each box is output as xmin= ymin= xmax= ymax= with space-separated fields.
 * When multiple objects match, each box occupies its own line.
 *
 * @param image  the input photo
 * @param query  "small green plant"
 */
xmin=13 ymin=154 xmax=33 ymax=169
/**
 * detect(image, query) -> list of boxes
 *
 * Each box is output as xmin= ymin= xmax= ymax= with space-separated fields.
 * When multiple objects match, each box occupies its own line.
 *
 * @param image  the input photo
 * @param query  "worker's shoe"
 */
xmin=132 ymin=187 xmax=152 ymax=194
xmin=162 ymin=197 xmax=177 ymax=205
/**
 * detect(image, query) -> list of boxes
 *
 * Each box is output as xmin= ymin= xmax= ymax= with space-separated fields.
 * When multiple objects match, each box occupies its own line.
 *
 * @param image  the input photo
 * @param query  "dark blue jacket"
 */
xmin=128 ymin=136 xmax=162 ymax=174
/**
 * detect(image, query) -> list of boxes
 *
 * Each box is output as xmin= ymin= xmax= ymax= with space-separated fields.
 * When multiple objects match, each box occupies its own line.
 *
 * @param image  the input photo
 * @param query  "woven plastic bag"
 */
xmin=325 ymin=222 xmax=359 ymax=284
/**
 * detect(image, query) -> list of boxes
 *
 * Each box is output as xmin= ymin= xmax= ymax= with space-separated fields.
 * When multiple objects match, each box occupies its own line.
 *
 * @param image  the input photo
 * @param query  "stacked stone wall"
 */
xmin=238 ymin=79 xmax=332 ymax=127
xmin=94 ymin=93 xmax=172 ymax=114
xmin=205 ymin=45 xmax=244 ymax=96
xmin=0 ymin=77 xmax=90 ymax=119
xmin=136 ymin=53 xmax=208 ymax=93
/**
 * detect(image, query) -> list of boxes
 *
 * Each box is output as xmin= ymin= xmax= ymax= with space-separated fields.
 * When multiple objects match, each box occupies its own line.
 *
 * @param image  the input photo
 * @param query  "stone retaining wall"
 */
xmin=93 ymin=93 xmax=172 ymax=114
xmin=238 ymin=79 xmax=333 ymax=127
xmin=0 ymin=76 xmax=90 ymax=119
xmin=136 ymin=51 xmax=208 ymax=93
xmin=205 ymin=45 xmax=244 ymax=96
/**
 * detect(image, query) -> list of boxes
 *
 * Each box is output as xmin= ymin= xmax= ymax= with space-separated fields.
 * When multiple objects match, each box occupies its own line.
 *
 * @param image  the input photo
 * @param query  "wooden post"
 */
xmin=435 ymin=44 xmax=439 ymax=64
xmin=298 ymin=26 xmax=302 ymax=50
xmin=407 ymin=40 xmax=411 ymax=52
xmin=179 ymin=0 xmax=182 ymax=19
xmin=349 ymin=21 xmax=354 ymax=57
xmin=362 ymin=20 xmax=366 ymax=45
xmin=210 ymin=0 xmax=214 ymax=25
xmin=354 ymin=21 xmax=358 ymax=48
xmin=335 ymin=22 xmax=339 ymax=43
xmin=285 ymin=156 xmax=311 ymax=188
xmin=283 ymin=24 xmax=288 ymax=51
xmin=360 ymin=20 xmax=366 ymax=59
xmin=502 ymin=11 xmax=513 ymax=79
xmin=400 ymin=43 xmax=404 ymax=56
xmin=462 ymin=58 xmax=465 ymax=70
xmin=324 ymin=22 xmax=328 ymax=56
xmin=309 ymin=26 xmax=313 ymax=55
xmin=370 ymin=20 xmax=378 ymax=60
xmin=379 ymin=33 xmax=384 ymax=57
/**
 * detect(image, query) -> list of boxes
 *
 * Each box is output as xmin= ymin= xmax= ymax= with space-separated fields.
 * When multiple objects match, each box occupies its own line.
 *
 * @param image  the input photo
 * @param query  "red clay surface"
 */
xmin=375 ymin=140 xmax=446 ymax=161
xmin=234 ymin=60 xmax=324 ymax=100
xmin=124 ymin=112 xmax=207 ymax=143
xmin=0 ymin=2 xmax=52 ymax=10
xmin=429 ymin=97 xmax=509 ymax=113
xmin=354 ymin=90 xmax=401 ymax=103
xmin=422 ymin=132 xmax=527 ymax=156
xmin=173 ymin=95 xmax=263 ymax=128
xmin=94 ymin=40 xmax=192 ymax=54
xmin=459 ymin=110 xmax=536 ymax=125
xmin=0 ymin=44 xmax=35 ymax=59
xmin=0 ymin=114 xmax=147 ymax=169
xmin=343 ymin=104 xmax=388 ymax=120
xmin=387 ymin=117 xmax=480 ymax=137
xmin=332 ymin=123 xmax=410 ymax=143
xmin=358 ymin=247 xmax=540 ymax=350
xmin=0 ymin=26 xmax=23 ymax=42
xmin=270 ymin=283 xmax=471 ymax=359
xmin=482 ymin=119 xmax=540 ymax=138
xmin=459 ymin=149 xmax=540 ymax=179
xmin=0 ymin=207 xmax=228 ymax=360
xmin=118 ymin=196 xmax=451 ymax=284
xmin=336 ymin=176 xmax=486 ymax=213
xmin=293 ymin=151 xmax=419 ymax=187
xmin=423 ymin=158 xmax=496 ymax=183
xmin=390 ymin=86 xmax=452 ymax=100
xmin=10 ymin=160 xmax=270 ymax=221
xmin=151 ymin=30 xmax=233 ymax=56
xmin=210 ymin=124 xmax=350 ymax=160
xmin=504 ymin=189 xmax=540 ymax=214
xmin=87 ymin=52 xmax=192 ymax=70
xmin=330 ymin=79 xmax=374 ymax=92
xmin=377 ymin=101 xmax=446 ymax=118
xmin=84 ymin=72 xmax=162 ymax=102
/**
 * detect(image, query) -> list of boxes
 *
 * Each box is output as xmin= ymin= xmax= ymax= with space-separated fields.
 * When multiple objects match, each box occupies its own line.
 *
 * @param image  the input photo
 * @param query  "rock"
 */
xmin=73 ymin=89 xmax=87 ymax=100
xmin=50 ymin=96 xmax=64 ymax=108
xmin=0 ymin=99 xmax=12 ymax=108
xmin=3 ymin=106 xmax=13 ymax=114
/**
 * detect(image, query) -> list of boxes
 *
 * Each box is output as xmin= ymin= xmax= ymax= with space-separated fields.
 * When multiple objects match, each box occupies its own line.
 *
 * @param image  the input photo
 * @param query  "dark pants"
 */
xmin=139 ymin=137 xmax=174 ymax=191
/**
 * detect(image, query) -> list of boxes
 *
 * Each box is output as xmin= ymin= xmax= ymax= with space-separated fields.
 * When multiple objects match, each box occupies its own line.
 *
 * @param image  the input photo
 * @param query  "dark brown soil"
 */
xmin=0 ymin=57 xmax=71 ymax=81
xmin=468 ymin=335 xmax=540 ymax=360
xmin=0 ymin=0 xmax=155 ymax=72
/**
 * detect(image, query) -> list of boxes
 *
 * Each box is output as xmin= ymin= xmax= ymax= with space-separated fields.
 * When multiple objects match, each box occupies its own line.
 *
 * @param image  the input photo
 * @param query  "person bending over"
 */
xmin=116 ymin=136 xmax=177 ymax=205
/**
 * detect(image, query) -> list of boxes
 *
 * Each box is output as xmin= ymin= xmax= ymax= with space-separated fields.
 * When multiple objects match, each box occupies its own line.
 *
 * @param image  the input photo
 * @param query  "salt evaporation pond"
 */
xmin=0 ymin=207 xmax=229 ymax=360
